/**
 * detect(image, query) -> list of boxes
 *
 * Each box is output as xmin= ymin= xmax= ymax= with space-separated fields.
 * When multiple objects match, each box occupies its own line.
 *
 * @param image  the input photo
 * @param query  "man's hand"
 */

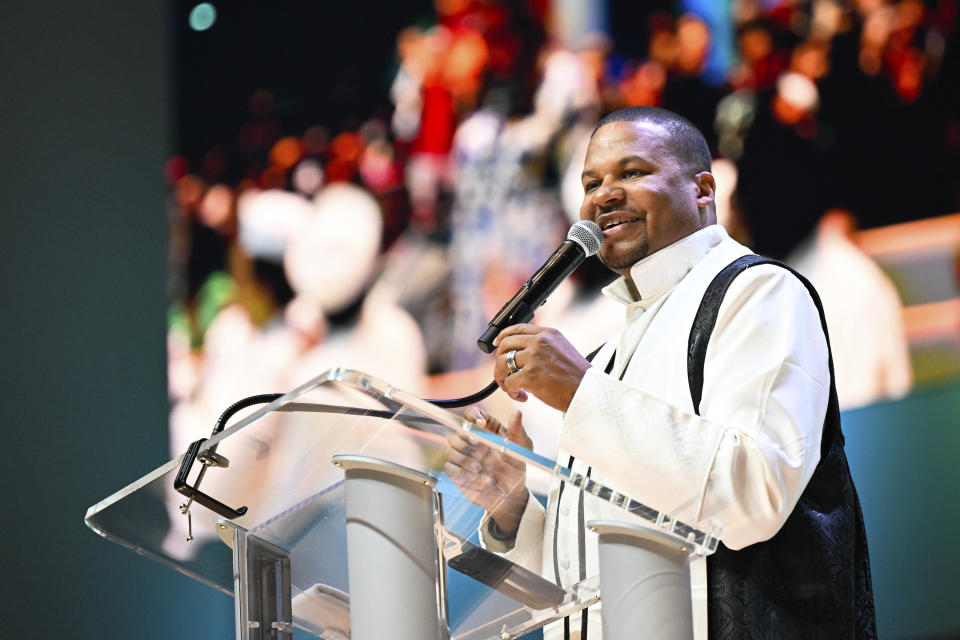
xmin=493 ymin=324 xmax=592 ymax=412
xmin=444 ymin=407 xmax=532 ymax=536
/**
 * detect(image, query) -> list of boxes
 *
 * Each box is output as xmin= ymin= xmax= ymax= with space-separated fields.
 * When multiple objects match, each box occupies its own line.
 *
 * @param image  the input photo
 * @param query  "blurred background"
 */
xmin=3 ymin=0 xmax=959 ymax=638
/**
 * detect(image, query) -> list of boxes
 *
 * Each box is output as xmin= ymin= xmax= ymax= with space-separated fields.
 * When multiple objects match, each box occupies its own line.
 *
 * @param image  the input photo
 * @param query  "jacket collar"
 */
xmin=602 ymin=224 xmax=728 ymax=308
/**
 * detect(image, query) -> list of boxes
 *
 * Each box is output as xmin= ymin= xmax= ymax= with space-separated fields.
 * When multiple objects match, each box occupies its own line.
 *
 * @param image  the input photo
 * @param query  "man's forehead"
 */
xmin=601 ymin=118 xmax=669 ymax=136
xmin=584 ymin=119 xmax=670 ymax=166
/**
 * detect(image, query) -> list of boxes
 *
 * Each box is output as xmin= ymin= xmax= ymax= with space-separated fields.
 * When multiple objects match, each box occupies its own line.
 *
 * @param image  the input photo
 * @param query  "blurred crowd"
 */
xmin=166 ymin=0 xmax=959 ymax=457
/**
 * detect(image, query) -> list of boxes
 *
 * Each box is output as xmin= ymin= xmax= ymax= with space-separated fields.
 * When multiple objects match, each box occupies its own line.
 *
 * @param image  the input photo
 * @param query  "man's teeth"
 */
xmin=602 ymin=219 xmax=632 ymax=230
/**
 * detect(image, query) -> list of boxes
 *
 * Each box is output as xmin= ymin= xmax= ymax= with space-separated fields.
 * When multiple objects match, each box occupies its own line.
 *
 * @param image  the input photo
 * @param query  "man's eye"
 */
xmin=623 ymin=168 xmax=645 ymax=179
xmin=584 ymin=181 xmax=601 ymax=192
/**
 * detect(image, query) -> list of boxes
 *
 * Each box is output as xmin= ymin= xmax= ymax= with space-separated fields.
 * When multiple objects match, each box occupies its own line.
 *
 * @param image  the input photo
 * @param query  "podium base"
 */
xmin=588 ymin=520 xmax=694 ymax=640
xmin=334 ymin=455 xmax=448 ymax=640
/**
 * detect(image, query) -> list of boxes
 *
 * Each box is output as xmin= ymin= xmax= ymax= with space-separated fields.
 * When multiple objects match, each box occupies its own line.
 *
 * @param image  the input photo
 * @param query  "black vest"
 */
xmin=691 ymin=255 xmax=877 ymax=639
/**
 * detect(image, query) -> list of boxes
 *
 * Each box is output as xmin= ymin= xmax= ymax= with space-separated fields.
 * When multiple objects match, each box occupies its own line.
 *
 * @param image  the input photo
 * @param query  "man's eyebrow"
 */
xmin=581 ymin=154 xmax=653 ymax=180
xmin=616 ymin=154 xmax=651 ymax=165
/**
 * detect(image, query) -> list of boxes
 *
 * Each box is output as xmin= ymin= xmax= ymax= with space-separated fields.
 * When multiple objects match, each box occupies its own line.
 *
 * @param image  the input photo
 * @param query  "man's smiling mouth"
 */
xmin=597 ymin=211 xmax=643 ymax=232
xmin=602 ymin=217 xmax=635 ymax=230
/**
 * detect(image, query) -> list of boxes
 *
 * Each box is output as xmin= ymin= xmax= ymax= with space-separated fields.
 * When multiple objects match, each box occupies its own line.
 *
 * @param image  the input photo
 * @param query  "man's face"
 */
xmin=579 ymin=120 xmax=711 ymax=278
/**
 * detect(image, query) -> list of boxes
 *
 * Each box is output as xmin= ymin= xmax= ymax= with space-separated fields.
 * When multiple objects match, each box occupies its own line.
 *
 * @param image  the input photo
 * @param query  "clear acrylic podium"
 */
xmin=85 ymin=368 xmax=721 ymax=640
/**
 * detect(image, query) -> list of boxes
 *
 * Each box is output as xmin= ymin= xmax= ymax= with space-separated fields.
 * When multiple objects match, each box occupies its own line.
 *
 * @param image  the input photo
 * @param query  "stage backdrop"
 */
xmin=1 ymin=2 xmax=957 ymax=639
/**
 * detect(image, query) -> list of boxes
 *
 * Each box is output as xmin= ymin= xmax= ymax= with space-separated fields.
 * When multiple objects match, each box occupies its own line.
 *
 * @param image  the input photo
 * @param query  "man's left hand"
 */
xmin=493 ymin=324 xmax=591 ymax=412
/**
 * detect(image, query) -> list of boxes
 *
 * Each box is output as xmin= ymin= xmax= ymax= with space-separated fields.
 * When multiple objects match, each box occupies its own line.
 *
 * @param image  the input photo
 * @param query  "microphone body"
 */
xmin=477 ymin=221 xmax=603 ymax=353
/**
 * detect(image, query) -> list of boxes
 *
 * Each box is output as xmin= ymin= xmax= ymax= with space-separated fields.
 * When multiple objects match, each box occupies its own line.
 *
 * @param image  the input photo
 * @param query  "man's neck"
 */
xmin=601 ymin=225 xmax=728 ymax=306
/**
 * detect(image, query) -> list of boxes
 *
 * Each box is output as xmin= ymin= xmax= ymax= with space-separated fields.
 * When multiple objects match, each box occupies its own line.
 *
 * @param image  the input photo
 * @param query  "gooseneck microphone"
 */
xmin=477 ymin=220 xmax=604 ymax=353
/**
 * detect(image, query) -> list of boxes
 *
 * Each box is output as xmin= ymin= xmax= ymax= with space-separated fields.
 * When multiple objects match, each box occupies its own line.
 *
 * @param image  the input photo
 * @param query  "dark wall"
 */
xmin=0 ymin=2 xmax=232 ymax=637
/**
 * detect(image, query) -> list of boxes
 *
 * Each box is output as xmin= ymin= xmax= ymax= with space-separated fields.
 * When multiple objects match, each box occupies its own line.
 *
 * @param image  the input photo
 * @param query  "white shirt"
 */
xmin=482 ymin=225 xmax=830 ymax=639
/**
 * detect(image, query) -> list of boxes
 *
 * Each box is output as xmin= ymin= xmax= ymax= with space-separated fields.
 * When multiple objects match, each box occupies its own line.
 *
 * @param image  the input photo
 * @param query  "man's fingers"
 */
xmin=463 ymin=406 xmax=489 ymax=428
xmin=443 ymin=461 xmax=467 ymax=481
xmin=496 ymin=341 xmax=532 ymax=375
xmin=443 ymin=462 xmax=478 ymax=488
xmin=444 ymin=449 xmax=482 ymax=473
xmin=506 ymin=410 xmax=533 ymax=449
xmin=495 ymin=335 xmax=539 ymax=360
xmin=501 ymin=370 xmax=529 ymax=402
xmin=492 ymin=323 xmax=543 ymax=347
xmin=499 ymin=375 xmax=529 ymax=402
xmin=446 ymin=434 xmax=494 ymax=466
xmin=446 ymin=431 xmax=474 ymax=453
xmin=506 ymin=410 xmax=523 ymax=435
xmin=463 ymin=405 xmax=505 ymax=435
xmin=444 ymin=463 xmax=490 ymax=497
xmin=511 ymin=389 xmax=529 ymax=402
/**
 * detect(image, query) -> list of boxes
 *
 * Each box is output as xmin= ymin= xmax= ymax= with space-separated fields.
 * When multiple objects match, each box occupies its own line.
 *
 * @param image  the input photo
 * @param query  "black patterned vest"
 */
xmin=689 ymin=255 xmax=877 ymax=639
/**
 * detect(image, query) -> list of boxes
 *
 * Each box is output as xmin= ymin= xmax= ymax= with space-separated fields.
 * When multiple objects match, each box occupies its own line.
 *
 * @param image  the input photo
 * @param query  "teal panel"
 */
xmin=843 ymin=380 xmax=960 ymax=639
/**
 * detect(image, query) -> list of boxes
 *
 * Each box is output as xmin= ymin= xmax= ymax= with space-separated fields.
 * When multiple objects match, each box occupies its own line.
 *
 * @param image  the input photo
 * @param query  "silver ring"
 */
xmin=505 ymin=349 xmax=521 ymax=375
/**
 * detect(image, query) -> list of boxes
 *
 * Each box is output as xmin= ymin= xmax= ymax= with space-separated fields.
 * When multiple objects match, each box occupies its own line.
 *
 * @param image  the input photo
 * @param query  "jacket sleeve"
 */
xmin=477 ymin=490 xmax=546 ymax=574
xmin=558 ymin=265 xmax=830 ymax=550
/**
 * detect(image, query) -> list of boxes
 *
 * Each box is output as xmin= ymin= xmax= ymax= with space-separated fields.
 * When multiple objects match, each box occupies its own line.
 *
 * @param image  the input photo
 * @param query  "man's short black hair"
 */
xmin=592 ymin=107 xmax=712 ymax=174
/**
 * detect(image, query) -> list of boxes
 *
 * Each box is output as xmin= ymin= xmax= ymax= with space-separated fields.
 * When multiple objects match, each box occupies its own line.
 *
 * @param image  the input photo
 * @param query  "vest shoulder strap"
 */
xmin=687 ymin=254 xmax=839 ymax=445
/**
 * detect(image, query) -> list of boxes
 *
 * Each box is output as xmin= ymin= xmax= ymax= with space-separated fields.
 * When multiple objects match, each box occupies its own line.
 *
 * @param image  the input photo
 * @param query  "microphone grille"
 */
xmin=567 ymin=220 xmax=604 ymax=256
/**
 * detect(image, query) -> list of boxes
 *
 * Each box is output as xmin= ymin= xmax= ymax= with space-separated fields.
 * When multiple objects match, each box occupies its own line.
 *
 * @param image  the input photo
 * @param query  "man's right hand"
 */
xmin=444 ymin=407 xmax=532 ymax=537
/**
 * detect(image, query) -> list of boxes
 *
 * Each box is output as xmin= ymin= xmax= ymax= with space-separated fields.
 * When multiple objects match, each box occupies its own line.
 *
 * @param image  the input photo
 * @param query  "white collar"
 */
xmin=602 ymin=225 xmax=728 ymax=308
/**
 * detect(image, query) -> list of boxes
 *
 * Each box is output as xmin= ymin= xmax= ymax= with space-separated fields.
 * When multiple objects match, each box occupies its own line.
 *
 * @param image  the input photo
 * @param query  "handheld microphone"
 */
xmin=477 ymin=220 xmax=604 ymax=353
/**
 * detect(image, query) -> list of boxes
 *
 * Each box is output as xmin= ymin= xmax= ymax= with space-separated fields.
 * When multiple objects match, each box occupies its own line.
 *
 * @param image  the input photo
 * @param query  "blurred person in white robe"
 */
xmin=785 ymin=208 xmax=912 ymax=409
xmin=268 ymin=183 xmax=430 ymax=510
xmin=716 ymin=157 xmax=913 ymax=410
xmin=165 ymin=189 xmax=315 ymax=556
xmin=166 ymin=184 xmax=431 ymax=561
xmin=282 ymin=183 xmax=427 ymax=395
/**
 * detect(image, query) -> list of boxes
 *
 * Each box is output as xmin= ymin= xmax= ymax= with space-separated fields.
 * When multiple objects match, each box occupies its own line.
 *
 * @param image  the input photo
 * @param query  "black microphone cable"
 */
xmin=207 ymin=381 xmax=499 ymax=440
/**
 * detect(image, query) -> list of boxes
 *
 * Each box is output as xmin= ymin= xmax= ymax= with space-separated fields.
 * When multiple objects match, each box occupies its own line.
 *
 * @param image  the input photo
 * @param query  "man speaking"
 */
xmin=445 ymin=107 xmax=875 ymax=639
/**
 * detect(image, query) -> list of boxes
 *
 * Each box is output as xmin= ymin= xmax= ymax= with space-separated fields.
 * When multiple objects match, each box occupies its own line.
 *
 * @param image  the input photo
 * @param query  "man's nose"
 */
xmin=593 ymin=183 xmax=625 ymax=207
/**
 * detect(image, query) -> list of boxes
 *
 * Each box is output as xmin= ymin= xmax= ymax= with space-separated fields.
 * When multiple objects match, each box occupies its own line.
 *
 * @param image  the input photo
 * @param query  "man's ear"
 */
xmin=694 ymin=171 xmax=716 ymax=207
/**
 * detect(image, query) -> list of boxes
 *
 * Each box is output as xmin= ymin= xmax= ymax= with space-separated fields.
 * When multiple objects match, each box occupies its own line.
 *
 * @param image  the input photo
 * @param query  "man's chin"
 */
xmin=599 ymin=245 xmax=649 ymax=273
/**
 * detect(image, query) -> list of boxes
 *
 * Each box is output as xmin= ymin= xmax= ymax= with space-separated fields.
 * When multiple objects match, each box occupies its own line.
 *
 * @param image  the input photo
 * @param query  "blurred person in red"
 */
xmin=444 ymin=106 xmax=875 ymax=639
xmin=391 ymin=1 xmax=547 ymax=233
xmin=612 ymin=14 xmax=673 ymax=112
xmin=729 ymin=17 xmax=789 ymax=92
xmin=358 ymin=132 xmax=411 ymax=249
xmin=391 ymin=25 xmax=458 ymax=231
xmin=391 ymin=8 xmax=490 ymax=232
